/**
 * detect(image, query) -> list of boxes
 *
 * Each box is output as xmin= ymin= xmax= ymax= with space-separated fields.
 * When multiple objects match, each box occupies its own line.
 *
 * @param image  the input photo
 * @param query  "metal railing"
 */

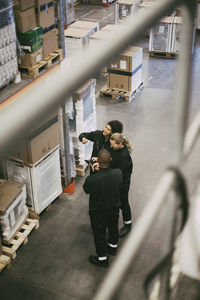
xmin=0 ymin=0 xmax=198 ymax=299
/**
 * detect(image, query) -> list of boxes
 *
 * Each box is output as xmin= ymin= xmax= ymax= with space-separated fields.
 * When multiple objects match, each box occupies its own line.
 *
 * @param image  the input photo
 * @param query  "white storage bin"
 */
xmin=0 ymin=179 xmax=28 ymax=242
xmin=4 ymin=147 xmax=62 ymax=214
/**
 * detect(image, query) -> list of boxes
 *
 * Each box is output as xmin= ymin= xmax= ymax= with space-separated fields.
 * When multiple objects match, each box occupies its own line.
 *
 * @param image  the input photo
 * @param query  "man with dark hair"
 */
xmin=79 ymin=120 xmax=123 ymax=159
xmin=83 ymin=149 xmax=122 ymax=268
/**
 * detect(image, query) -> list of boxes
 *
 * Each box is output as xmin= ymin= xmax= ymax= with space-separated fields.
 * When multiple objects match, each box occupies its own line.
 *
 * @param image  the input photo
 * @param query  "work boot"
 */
xmin=88 ymin=256 xmax=109 ymax=268
xmin=119 ymin=224 xmax=132 ymax=238
xmin=107 ymin=244 xmax=117 ymax=256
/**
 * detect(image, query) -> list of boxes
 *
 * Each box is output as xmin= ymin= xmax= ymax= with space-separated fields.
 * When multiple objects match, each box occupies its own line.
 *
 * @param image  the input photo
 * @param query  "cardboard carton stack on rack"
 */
xmin=13 ymin=0 xmax=61 ymax=77
xmin=13 ymin=0 xmax=43 ymax=68
xmin=1 ymin=118 xmax=62 ymax=215
xmin=0 ymin=0 xmax=18 ymax=89
xmin=67 ymin=79 xmax=97 ymax=176
xmin=35 ymin=0 xmax=58 ymax=57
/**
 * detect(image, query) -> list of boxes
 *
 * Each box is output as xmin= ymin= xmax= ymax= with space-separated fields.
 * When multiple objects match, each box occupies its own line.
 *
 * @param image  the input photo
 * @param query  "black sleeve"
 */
xmin=83 ymin=177 xmax=90 ymax=194
xmin=79 ymin=130 xmax=99 ymax=142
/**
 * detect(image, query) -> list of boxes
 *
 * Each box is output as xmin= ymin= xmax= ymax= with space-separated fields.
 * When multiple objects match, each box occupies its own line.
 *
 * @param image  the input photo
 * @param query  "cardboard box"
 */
xmin=18 ymin=48 xmax=43 ymax=67
xmin=73 ymin=79 xmax=96 ymax=100
xmin=14 ymin=7 xmax=36 ymax=33
xmin=0 ymin=179 xmax=28 ymax=242
xmin=64 ymin=27 xmax=90 ymax=46
xmin=107 ymin=66 xmax=142 ymax=92
xmin=17 ymin=27 xmax=43 ymax=53
xmin=6 ymin=119 xmax=60 ymax=165
xmin=35 ymin=0 xmax=52 ymax=11
xmin=0 ymin=180 xmax=24 ymax=215
xmin=108 ymin=46 xmax=143 ymax=73
xmin=13 ymin=0 xmax=35 ymax=11
xmin=36 ymin=5 xmax=55 ymax=29
xmin=43 ymin=29 xmax=58 ymax=57
xmin=69 ymin=21 xmax=99 ymax=35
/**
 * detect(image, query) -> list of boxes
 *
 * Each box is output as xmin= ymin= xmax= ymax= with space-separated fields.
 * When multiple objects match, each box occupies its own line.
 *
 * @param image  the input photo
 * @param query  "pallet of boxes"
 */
xmin=0 ymin=0 xmax=19 ymax=89
xmin=114 ymin=0 xmax=141 ymax=24
xmin=14 ymin=0 xmax=62 ymax=78
xmin=0 ymin=179 xmax=40 ymax=265
xmin=1 ymin=118 xmax=62 ymax=217
xmin=100 ymin=44 xmax=143 ymax=102
xmin=35 ymin=0 xmax=62 ymax=65
xmin=149 ymin=10 xmax=195 ymax=58
xmin=64 ymin=20 xmax=99 ymax=58
xmin=67 ymin=79 xmax=97 ymax=176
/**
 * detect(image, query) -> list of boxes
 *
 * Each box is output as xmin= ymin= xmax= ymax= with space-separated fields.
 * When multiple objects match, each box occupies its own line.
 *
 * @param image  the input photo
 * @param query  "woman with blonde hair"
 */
xmin=110 ymin=133 xmax=133 ymax=238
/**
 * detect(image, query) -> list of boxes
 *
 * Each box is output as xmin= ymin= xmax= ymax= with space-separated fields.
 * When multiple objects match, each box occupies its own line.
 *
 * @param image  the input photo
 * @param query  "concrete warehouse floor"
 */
xmin=1 ymin=3 xmax=200 ymax=300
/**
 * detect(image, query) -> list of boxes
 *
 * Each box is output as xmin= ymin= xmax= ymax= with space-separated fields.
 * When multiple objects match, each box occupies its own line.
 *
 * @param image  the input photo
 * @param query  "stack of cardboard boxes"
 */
xmin=0 ymin=179 xmax=28 ymax=242
xmin=107 ymin=46 xmax=143 ymax=92
xmin=35 ymin=0 xmax=58 ymax=57
xmin=0 ymin=0 xmax=18 ymax=89
xmin=1 ymin=118 xmax=62 ymax=214
xmin=13 ymin=0 xmax=58 ymax=68
xmin=13 ymin=0 xmax=44 ymax=67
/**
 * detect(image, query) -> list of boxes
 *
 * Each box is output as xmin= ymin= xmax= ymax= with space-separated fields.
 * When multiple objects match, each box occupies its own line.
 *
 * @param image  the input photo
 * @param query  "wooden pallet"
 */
xmin=2 ymin=218 xmax=39 ymax=259
xmin=100 ymin=83 xmax=143 ymax=102
xmin=43 ymin=49 xmax=63 ymax=67
xmin=0 ymin=254 xmax=12 ymax=272
xmin=149 ymin=51 xmax=178 ymax=59
xmin=19 ymin=60 xmax=48 ymax=78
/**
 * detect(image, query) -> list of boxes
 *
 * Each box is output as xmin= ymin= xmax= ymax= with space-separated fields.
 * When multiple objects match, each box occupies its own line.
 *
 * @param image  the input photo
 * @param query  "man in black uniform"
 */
xmin=83 ymin=149 xmax=122 ymax=268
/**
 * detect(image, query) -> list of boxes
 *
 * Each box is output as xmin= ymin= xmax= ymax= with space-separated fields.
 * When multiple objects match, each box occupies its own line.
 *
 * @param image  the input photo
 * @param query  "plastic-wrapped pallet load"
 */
xmin=63 ymin=0 xmax=75 ymax=26
xmin=115 ymin=0 xmax=141 ymax=24
xmin=0 ymin=179 xmax=28 ymax=242
xmin=69 ymin=21 xmax=99 ymax=35
xmin=2 ymin=147 xmax=62 ymax=214
xmin=64 ymin=27 xmax=91 ymax=58
xmin=0 ymin=0 xmax=18 ymax=89
xmin=149 ymin=16 xmax=174 ymax=53
xmin=68 ymin=79 xmax=97 ymax=175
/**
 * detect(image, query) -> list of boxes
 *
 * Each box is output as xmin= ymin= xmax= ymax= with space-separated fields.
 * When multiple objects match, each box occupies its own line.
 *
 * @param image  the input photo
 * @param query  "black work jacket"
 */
xmin=83 ymin=168 xmax=122 ymax=213
xmin=79 ymin=130 xmax=111 ymax=158
xmin=110 ymin=146 xmax=133 ymax=190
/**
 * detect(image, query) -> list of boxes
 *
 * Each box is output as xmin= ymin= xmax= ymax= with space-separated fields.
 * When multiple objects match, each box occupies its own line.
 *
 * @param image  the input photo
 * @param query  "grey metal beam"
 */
xmin=160 ymin=2 xmax=197 ymax=299
xmin=0 ymin=0 xmax=183 ymax=153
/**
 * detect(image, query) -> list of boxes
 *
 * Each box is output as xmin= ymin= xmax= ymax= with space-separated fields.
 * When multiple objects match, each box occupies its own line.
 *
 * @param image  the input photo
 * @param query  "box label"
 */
xmin=120 ymin=60 xmax=126 ymax=70
xmin=36 ymin=54 xmax=41 ymax=62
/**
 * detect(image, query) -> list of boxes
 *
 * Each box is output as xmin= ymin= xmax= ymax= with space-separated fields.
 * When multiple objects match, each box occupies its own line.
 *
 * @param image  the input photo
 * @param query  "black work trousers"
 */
xmin=120 ymin=181 xmax=132 ymax=223
xmin=89 ymin=210 xmax=119 ymax=257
